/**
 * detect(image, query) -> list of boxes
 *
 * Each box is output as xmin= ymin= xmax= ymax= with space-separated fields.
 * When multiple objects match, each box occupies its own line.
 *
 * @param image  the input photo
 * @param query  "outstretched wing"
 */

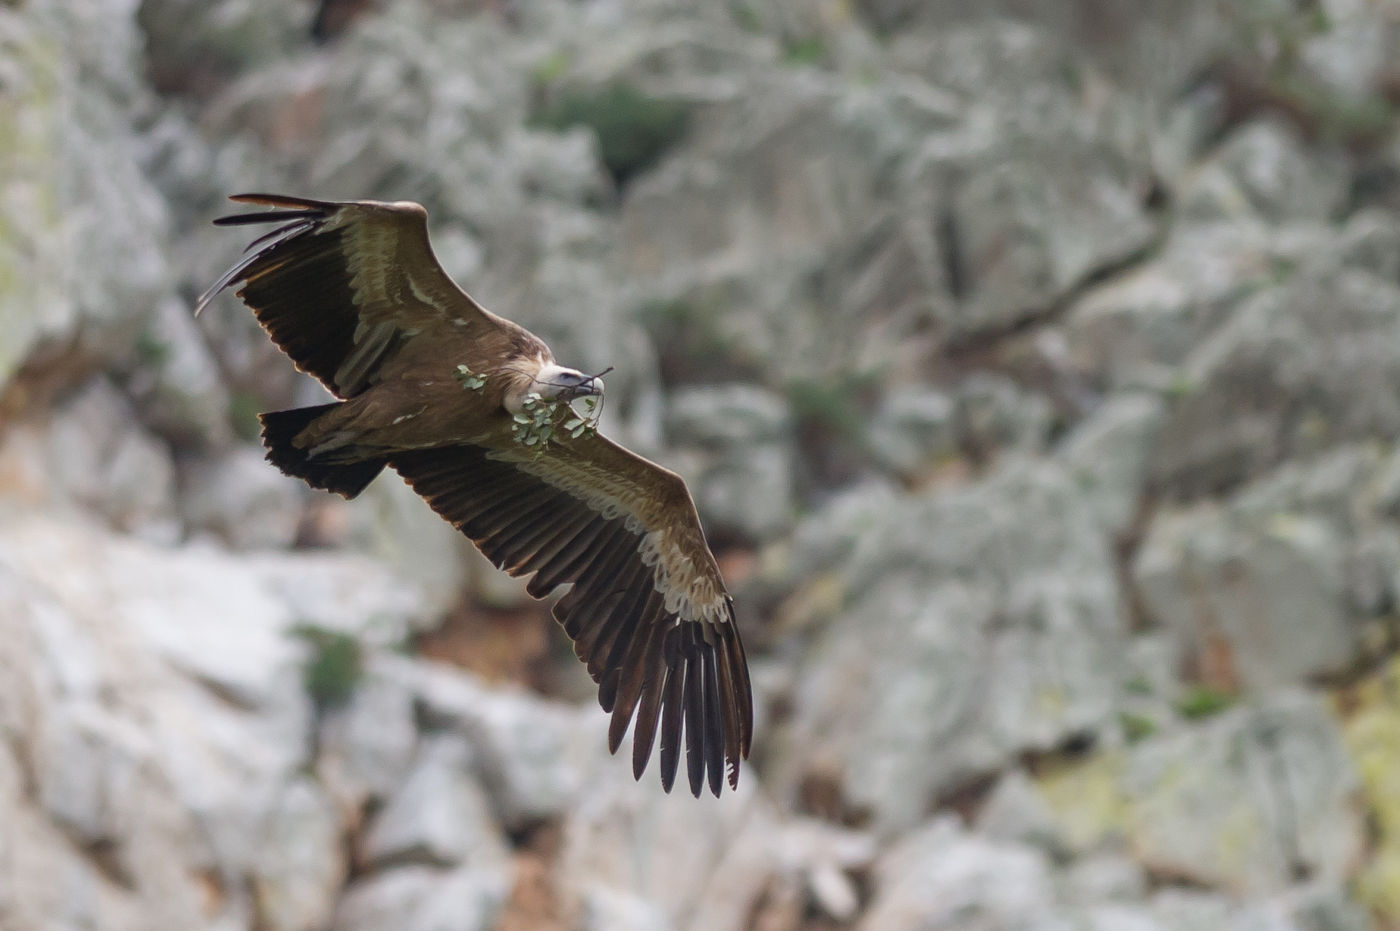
xmin=390 ymin=433 xmax=753 ymax=798
xmin=197 ymin=194 xmax=518 ymax=397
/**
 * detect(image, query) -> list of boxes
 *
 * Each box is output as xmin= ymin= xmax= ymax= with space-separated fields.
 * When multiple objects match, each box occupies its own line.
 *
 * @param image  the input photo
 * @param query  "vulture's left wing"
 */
xmin=390 ymin=434 xmax=753 ymax=797
xmin=196 ymin=194 xmax=515 ymax=398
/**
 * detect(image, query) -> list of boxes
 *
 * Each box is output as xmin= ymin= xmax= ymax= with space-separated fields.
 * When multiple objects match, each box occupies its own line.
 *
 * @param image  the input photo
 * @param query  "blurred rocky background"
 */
xmin=4 ymin=0 xmax=1400 ymax=928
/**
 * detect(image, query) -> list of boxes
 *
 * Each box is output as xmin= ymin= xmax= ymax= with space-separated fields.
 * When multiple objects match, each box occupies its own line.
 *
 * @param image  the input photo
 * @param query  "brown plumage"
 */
xmin=197 ymin=194 xmax=753 ymax=797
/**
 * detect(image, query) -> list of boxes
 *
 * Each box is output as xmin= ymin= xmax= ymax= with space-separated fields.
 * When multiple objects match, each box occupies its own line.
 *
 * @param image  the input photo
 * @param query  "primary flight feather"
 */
xmin=198 ymin=194 xmax=753 ymax=797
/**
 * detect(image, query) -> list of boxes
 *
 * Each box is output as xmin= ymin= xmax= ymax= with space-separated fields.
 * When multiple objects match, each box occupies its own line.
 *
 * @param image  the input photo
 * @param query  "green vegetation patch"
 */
xmin=784 ymin=370 xmax=881 ymax=446
xmin=227 ymin=391 xmax=266 ymax=443
xmin=1176 ymin=684 xmax=1236 ymax=720
xmin=1118 ymin=711 xmax=1158 ymax=744
xmin=292 ymin=623 xmax=364 ymax=710
xmin=783 ymin=36 xmax=828 ymax=67
xmin=135 ymin=331 xmax=171 ymax=369
xmin=531 ymin=82 xmax=692 ymax=187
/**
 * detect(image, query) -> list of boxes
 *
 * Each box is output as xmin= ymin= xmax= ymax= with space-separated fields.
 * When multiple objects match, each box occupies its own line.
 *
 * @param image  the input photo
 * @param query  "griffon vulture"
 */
xmin=196 ymin=194 xmax=752 ymax=797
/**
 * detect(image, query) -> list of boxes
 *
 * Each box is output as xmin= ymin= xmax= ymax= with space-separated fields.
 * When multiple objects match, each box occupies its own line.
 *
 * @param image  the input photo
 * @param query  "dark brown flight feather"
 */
xmin=199 ymin=194 xmax=753 ymax=797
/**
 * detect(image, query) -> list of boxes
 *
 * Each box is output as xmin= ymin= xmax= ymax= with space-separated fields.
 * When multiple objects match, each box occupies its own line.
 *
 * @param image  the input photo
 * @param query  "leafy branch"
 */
xmin=512 ymin=393 xmax=600 ymax=453
xmin=455 ymin=364 xmax=488 ymax=391
xmin=458 ymin=363 xmax=601 ymax=452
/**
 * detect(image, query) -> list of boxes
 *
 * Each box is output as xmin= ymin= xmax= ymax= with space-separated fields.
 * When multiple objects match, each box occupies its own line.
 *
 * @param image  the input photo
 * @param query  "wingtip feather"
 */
xmin=228 ymin=192 xmax=338 ymax=209
xmin=659 ymin=653 xmax=686 ymax=794
xmin=195 ymin=216 xmax=320 ymax=316
xmin=683 ymin=646 xmax=706 ymax=798
xmin=702 ymin=646 xmax=725 ymax=798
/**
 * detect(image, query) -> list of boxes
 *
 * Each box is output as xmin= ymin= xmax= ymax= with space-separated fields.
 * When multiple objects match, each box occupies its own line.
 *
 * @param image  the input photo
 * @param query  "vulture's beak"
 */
xmin=564 ymin=375 xmax=603 ymax=402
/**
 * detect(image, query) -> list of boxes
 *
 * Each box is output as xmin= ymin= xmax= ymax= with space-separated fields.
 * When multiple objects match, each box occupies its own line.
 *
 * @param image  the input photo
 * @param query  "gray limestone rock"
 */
xmin=1135 ymin=445 xmax=1400 ymax=691
xmin=557 ymin=770 xmax=781 ymax=931
xmin=1147 ymin=890 xmax=1278 ymax=931
xmin=976 ymin=768 xmax=1067 ymax=853
xmin=1121 ymin=692 xmax=1362 ymax=893
xmin=1334 ymin=208 xmax=1400 ymax=283
xmin=331 ymin=864 xmax=510 ymax=931
xmin=770 ymin=819 xmax=876 ymax=922
xmin=1273 ymin=881 xmax=1374 ymax=931
xmin=859 ymin=816 xmax=1056 ymax=931
xmin=316 ymin=658 xmax=421 ymax=810
xmin=884 ymin=20 xmax=1160 ymax=339
xmin=1135 ymin=506 xmax=1355 ymax=692
xmin=941 ymin=141 xmax=1155 ymax=337
xmin=123 ymin=297 xmax=236 ymax=449
xmin=1058 ymin=854 xmax=1149 ymax=907
xmin=32 ymin=702 xmax=153 ymax=876
xmin=0 ymin=0 xmax=175 ymax=390
xmin=574 ymin=887 xmax=673 ymax=931
xmin=878 ymin=3 xmax=1229 ymax=104
xmin=773 ymin=458 xmax=1125 ymax=833
xmin=1149 ymin=268 xmax=1400 ymax=496
xmin=1038 ymin=904 xmax=1166 ymax=931
xmin=618 ymin=74 xmax=934 ymax=382
xmin=1056 ymin=393 xmax=1165 ymax=535
xmin=666 ymin=383 xmax=792 ymax=447
xmin=42 ymin=378 xmax=181 ymax=544
xmin=1296 ymin=0 xmax=1400 ymax=103
xmin=247 ymin=548 xmax=426 ymax=651
xmin=251 ymin=777 xmax=346 ymax=931
xmin=615 ymin=13 xmax=1162 ymax=373
xmin=340 ymin=474 xmax=484 ymax=621
xmin=409 ymin=661 xmax=603 ymax=828
xmin=1232 ymin=444 xmax=1381 ymax=529
xmin=179 ymin=445 xmax=305 ymax=550
xmin=864 ymin=384 xmax=958 ymax=477
xmin=954 ymin=372 xmax=1055 ymax=458
xmin=0 ymin=512 xmax=434 ymax=930
xmin=665 ymin=384 xmax=795 ymax=540
xmin=1180 ymin=120 xmax=1350 ymax=223
xmin=1061 ymin=221 xmax=1315 ymax=393
xmin=785 ymin=580 xmax=1001 ymax=830
xmin=361 ymin=734 xmax=509 ymax=871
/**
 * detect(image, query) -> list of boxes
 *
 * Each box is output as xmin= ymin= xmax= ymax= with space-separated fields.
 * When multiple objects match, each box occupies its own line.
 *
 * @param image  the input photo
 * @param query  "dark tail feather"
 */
xmin=259 ymin=404 xmax=387 ymax=499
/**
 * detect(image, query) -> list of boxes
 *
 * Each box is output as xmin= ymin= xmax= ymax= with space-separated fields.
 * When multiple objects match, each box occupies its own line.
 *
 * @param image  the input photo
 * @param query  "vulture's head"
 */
xmin=530 ymin=363 xmax=604 ymax=403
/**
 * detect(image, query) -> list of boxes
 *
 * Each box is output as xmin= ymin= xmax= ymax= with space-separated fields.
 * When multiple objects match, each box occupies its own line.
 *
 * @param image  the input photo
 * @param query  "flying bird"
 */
xmin=197 ymin=194 xmax=752 ymax=797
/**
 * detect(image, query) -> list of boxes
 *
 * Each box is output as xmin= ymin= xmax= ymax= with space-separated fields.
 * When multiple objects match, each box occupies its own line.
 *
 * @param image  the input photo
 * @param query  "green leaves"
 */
xmin=512 ymin=394 xmax=557 ymax=450
xmin=455 ymin=364 xmax=487 ymax=391
xmin=511 ymin=393 xmax=600 ymax=451
xmin=458 ymin=361 xmax=602 ymax=451
xmin=564 ymin=396 xmax=600 ymax=439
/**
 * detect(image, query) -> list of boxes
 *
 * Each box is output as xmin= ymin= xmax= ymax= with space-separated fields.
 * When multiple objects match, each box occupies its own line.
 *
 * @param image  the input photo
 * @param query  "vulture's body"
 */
xmin=198 ymin=194 xmax=752 ymax=797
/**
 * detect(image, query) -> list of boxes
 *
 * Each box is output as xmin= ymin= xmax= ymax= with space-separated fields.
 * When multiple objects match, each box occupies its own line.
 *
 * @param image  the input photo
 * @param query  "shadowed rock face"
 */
xmin=4 ymin=0 xmax=1400 ymax=926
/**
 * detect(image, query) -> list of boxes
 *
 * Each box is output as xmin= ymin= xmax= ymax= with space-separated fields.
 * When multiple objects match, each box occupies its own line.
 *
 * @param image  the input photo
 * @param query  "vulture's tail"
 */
xmin=259 ymin=404 xmax=387 ymax=499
